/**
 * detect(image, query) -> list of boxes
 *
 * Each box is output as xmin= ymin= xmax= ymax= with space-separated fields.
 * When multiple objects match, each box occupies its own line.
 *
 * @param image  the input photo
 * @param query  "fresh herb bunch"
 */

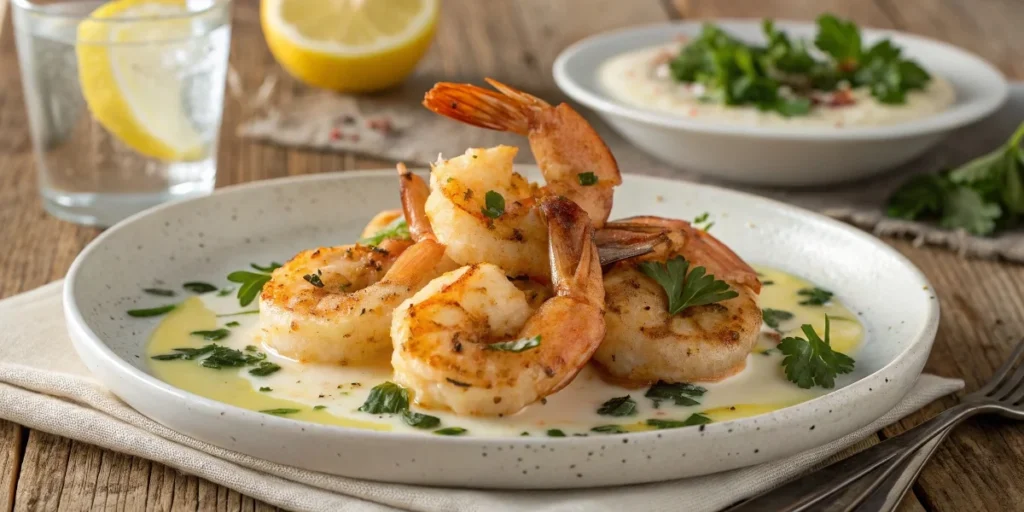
xmin=886 ymin=122 xmax=1024 ymax=236
xmin=669 ymin=14 xmax=930 ymax=115
xmin=778 ymin=316 xmax=855 ymax=389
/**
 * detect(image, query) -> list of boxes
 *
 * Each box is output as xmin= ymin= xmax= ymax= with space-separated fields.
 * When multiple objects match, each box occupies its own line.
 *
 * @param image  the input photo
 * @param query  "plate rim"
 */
xmin=553 ymin=18 xmax=1008 ymax=141
xmin=64 ymin=168 xmax=940 ymax=450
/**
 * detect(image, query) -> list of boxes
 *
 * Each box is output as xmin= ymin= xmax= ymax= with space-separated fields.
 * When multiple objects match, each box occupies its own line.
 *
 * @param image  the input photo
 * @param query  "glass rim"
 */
xmin=10 ymin=0 xmax=230 ymax=22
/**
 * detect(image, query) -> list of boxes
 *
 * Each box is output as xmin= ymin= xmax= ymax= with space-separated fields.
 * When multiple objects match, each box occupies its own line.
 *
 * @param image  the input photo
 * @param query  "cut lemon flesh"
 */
xmin=77 ymin=0 xmax=215 ymax=161
xmin=261 ymin=0 xmax=438 ymax=93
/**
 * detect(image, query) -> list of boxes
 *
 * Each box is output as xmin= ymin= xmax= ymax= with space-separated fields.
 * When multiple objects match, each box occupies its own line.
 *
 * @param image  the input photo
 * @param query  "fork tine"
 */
xmin=973 ymin=339 xmax=1024 ymax=397
xmin=1003 ymin=375 xmax=1024 ymax=405
xmin=991 ymin=357 xmax=1024 ymax=401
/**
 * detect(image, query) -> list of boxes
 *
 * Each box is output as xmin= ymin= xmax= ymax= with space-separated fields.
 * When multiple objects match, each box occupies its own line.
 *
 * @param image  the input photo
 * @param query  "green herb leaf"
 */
xmin=143 ymin=288 xmax=176 ymax=297
xmin=639 ymin=256 xmax=738 ymax=316
xmin=546 ymin=429 xmax=567 ymax=437
xmin=644 ymin=381 xmax=707 ymax=407
xmin=434 ymin=427 xmax=467 ymax=436
xmin=646 ymin=413 xmax=712 ymax=429
xmin=359 ymin=217 xmax=411 ymax=246
xmin=402 ymin=410 xmax=441 ymax=429
xmin=762 ymin=308 xmax=794 ymax=330
xmin=182 ymin=282 xmax=218 ymax=294
xmin=303 ymin=271 xmax=324 ymax=288
xmin=127 ymin=304 xmax=176 ymax=317
xmin=814 ymin=14 xmax=861 ymax=68
xmin=590 ymin=424 xmax=628 ymax=434
xmin=358 ymin=381 xmax=410 ymax=414
xmin=486 ymin=335 xmax=541 ymax=353
xmin=797 ymin=287 xmax=833 ymax=306
xmin=190 ymin=329 xmax=230 ymax=341
xmin=259 ymin=386 xmax=272 ymax=392
xmin=577 ymin=172 xmax=598 ymax=186
xmin=261 ymin=408 xmax=300 ymax=415
xmin=226 ymin=321 xmax=241 ymax=328
xmin=250 ymin=262 xmax=282 ymax=273
xmin=227 ymin=269 xmax=274 ymax=307
xmin=217 ymin=287 xmax=234 ymax=297
xmin=886 ymin=174 xmax=948 ymax=220
xmin=151 ymin=353 xmax=185 ymax=361
xmin=779 ymin=316 xmax=856 ymax=389
xmin=249 ymin=361 xmax=281 ymax=376
xmin=313 ymin=405 xmax=327 ymax=410
xmin=482 ymin=190 xmax=506 ymax=218
xmin=597 ymin=395 xmax=637 ymax=417
xmin=939 ymin=183 xmax=1003 ymax=236
xmin=200 ymin=346 xmax=262 ymax=369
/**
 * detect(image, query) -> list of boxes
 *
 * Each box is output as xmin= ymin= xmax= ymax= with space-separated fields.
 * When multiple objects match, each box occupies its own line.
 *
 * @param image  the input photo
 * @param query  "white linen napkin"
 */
xmin=0 ymin=281 xmax=963 ymax=512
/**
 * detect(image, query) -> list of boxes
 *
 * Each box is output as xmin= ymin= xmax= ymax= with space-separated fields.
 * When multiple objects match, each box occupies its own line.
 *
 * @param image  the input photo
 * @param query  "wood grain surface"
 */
xmin=1 ymin=0 xmax=1023 ymax=510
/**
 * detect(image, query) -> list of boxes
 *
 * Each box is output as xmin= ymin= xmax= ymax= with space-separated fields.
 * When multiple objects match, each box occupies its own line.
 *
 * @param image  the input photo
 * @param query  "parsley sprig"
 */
xmin=639 ymin=256 xmax=738 ymax=315
xmin=226 ymin=262 xmax=282 ymax=307
xmin=669 ymin=14 xmax=930 ymax=115
xmin=359 ymin=217 xmax=410 ymax=246
xmin=778 ymin=316 xmax=855 ymax=389
xmin=886 ymin=122 xmax=1024 ymax=236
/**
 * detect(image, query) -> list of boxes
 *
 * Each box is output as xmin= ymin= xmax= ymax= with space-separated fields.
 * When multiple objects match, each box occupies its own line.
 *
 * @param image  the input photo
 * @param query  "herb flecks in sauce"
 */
xmin=183 ymin=282 xmax=218 ymax=294
xmin=597 ymin=395 xmax=638 ymax=417
xmin=358 ymin=381 xmax=410 ymax=414
xmin=434 ymin=427 xmax=467 ymax=436
xmin=646 ymin=413 xmax=712 ymax=429
xmin=402 ymin=410 xmax=441 ymax=429
xmin=645 ymin=381 xmax=707 ymax=408
xmin=144 ymin=288 xmax=176 ymax=297
xmin=762 ymin=308 xmax=795 ymax=330
xmin=797 ymin=287 xmax=833 ymax=306
xmin=128 ymin=304 xmax=177 ymax=318
xmin=190 ymin=329 xmax=230 ymax=341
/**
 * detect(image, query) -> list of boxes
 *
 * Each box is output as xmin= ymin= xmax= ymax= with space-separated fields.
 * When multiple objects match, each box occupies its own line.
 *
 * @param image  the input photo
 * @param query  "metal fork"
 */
xmin=725 ymin=339 xmax=1024 ymax=512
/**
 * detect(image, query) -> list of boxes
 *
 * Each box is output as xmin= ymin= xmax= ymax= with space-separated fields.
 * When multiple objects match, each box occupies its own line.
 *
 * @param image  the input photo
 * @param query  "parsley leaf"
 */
xmin=639 ymin=256 xmax=738 ymax=315
xmin=597 ymin=395 xmax=637 ymax=417
xmin=778 ymin=316 xmax=856 ymax=389
xmin=814 ymin=14 xmax=861 ymax=69
xmin=486 ymin=335 xmax=541 ymax=352
xmin=261 ymin=408 xmax=300 ymax=415
xmin=143 ymin=288 xmax=176 ymax=297
xmin=359 ymin=217 xmax=411 ymax=246
xmin=358 ymin=381 xmax=409 ymax=414
xmin=190 ymin=329 xmax=230 ymax=341
xmin=227 ymin=263 xmax=279 ymax=307
xmin=127 ymin=304 xmax=177 ymax=318
xmin=249 ymin=361 xmax=281 ymax=376
xmin=590 ymin=424 xmax=628 ymax=434
xmin=939 ymin=187 xmax=1002 ymax=236
xmin=402 ymin=410 xmax=441 ymax=429
xmin=303 ymin=270 xmax=324 ymax=288
xmin=547 ymin=429 xmax=567 ymax=437
xmin=886 ymin=174 xmax=947 ymax=220
xmin=644 ymin=381 xmax=707 ymax=407
xmin=434 ymin=427 xmax=467 ymax=436
xmin=182 ymin=282 xmax=218 ymax=294
xmin=646 ymin=413 xmax=712 ymax=429
xmin=798 ymin=287 xmax=833 ymax=306
xmin=482 ymin=191 xmax=505 ymax=218
xmin=762 ymin=308 xmax=794 ymax=330
xmin=577 ymin=172 xmax=598 ymax=186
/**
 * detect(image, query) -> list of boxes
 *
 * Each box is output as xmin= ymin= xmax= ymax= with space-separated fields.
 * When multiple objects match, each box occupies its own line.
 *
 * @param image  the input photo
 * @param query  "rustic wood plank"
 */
xmin=672 ymin=0 xmax=895 ymax=27
xmin=0 ymin=420 xmax=22 ymax=512
xmin=13 ymin=431 xmax=71 ymax=512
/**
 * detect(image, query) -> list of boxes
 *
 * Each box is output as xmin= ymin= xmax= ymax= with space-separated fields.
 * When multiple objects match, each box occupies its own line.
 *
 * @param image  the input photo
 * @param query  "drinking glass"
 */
xmin=12 ymin=0 xmax=232 ymax=227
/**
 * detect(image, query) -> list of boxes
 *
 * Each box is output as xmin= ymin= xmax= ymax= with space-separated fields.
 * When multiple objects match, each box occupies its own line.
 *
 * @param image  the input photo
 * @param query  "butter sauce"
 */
xmin=147 ymin=266 xmax=862 ymax=437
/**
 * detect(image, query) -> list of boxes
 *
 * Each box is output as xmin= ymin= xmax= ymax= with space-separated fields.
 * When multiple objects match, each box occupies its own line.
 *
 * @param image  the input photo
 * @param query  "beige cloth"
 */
xmin=241 ymin=79 xmax=1024 ymax=262
xmin=0 ymin=282 xmax=963 ymax=512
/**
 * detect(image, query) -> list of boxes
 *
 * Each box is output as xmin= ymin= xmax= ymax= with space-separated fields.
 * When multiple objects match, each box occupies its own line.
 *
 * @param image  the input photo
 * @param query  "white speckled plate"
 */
xmin=64 ymin=168 xmax=939 ymax=489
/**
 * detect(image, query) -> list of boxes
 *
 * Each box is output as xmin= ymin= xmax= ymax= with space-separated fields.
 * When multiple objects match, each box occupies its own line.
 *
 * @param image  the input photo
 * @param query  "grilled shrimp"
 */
xmin=423 ymin=78 xmax=622 ymax=228
xmin=593 ymin=217 xmax=763 ymax=384
xmin=391 ymin=197 xmax=606 ymax=416
xmin=259 ymin=166 xmax=456 ymax=365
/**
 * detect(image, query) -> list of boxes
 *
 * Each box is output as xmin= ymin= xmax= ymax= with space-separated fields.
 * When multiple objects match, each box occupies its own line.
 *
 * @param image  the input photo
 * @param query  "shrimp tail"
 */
xmin=423 ymin=82 xmax=532 ymax=135
xmin=397 ymin=163 xmax=435 ymax=242
xmin=540 ymin=196 xmax=604 ymax=308
xmin=594 ymin=227 xmax=669 ymax=267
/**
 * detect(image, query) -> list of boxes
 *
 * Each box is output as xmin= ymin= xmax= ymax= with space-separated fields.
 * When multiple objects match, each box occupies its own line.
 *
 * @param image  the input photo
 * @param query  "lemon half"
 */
xmin=77 ymin=0 xmax=213 ymax=161
xmin=261 ymin=0 xmax=438 ymax=93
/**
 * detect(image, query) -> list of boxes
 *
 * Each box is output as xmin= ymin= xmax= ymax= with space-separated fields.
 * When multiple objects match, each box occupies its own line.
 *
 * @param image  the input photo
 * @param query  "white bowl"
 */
xmin=64 ymin=168 xmax=939 ymax=489
xmin=553 ymin=20 xmax=1008 ymax=186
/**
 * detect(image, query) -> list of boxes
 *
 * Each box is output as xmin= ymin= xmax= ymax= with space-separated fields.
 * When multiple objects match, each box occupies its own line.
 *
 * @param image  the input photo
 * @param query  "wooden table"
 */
xmin=1 ymin=0 xmax=1023 ymax=510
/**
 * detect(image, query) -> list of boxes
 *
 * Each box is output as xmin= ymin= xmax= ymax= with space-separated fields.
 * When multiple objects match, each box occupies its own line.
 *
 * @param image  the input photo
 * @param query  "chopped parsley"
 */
xmin=127 ymin=304 xmax=177 ymax=318
xmin=597 ymin=395 xmax=637 ymax=417
xmin=646 ymin=413 xmax=712 ymax=429
xmin=762 ymin=308 xmax=795 ymax=330
xmin=886 ymin=122 xmax=1024 ymax=236
xmin=639 ymin=256 xmax=738 ymax=316
xmin=248 ymin=361 xmax=281 ymax=376
xmin=359 ymin=217 xmax=411 ymax=246
xmin=182 ymin=282 xmax=218 ymax=294
xmin=143 ymin=288 xmax=176 ymax=297
xmin=259 ymin=387 xmax=272 ymax=392
xmin=482 ymin=190 xmax=506 ymax=218
xmin=645 ymin=381 xmax=707 ymax=408
xmin=779 ymin=316 xmax=855 ymax=389
xmin=190 ymin=329 xmax=230 ymax=341
xmin=798 ymin=287 xmax=833 ymax=306
xmin=225 ymin=321 xmax=241 ymax=328
xmin=260 ymin=408 xmax=300 ymax=415
xmin=590 ymin=424 xmax=628 ymax=434
xmin=357 ymin=381 xmax=409 ymax=414
xmin=313 ymin=405 xmax=327 ymax=411
xmin=402 ymin=410 xmax=441 ymax=429
xmin=577 ymin=172 xmax=598 ymax=186
xmin=303 ymin=270 xmax=324 ymax=288
xmin=434 ymin=427 xmax=468 ymax=436
xmin=486 ymin=335 xmax=541 ymax=353
xmin=547 ymin=429 xmax=567 ymax=437
xmin=693 ymin=212 xmax=714 ymax=231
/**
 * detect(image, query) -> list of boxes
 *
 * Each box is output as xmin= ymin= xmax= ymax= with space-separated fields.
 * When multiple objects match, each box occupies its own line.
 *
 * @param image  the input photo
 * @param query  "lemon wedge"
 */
xmin=77 ymin=0 xmax=217 ymax=161
xmin=261 ymin=0 xmax=438 ymax=93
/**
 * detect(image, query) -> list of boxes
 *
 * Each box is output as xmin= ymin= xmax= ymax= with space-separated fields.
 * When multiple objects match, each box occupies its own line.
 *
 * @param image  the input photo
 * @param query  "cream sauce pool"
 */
xmin=598 ymin=44 xmax=956 ymax=128
xmin=147 ymin=266 xmax=863 ymax=437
